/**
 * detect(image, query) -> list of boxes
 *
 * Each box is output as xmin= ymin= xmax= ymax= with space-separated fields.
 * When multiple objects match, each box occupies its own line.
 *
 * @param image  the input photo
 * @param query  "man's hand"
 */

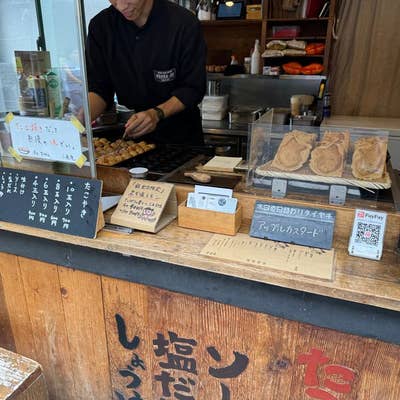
xmin=124 ymin=109 xmax=159 ymax=139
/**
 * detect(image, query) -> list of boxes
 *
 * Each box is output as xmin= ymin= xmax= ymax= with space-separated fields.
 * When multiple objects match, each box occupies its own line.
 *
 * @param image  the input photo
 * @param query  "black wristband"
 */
xmin=153 ymin=107 xmax=165 ymax=121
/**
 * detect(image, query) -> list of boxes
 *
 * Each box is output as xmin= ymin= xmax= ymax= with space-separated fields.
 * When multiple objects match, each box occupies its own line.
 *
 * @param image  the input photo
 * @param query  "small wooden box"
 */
xmin=0 ymin=347 xmax=48 ymax=399
xmin=178 ymin=201 xmax=242 ymax=236
xmin=246 ymin=4 xmax=262 ymax=20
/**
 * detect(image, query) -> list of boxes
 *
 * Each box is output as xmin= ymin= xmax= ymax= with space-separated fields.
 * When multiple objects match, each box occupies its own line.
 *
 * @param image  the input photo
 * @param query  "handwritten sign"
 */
xmin=0 ymin=167 xmax=102 ymax=238
xmin=250 ymin=201 xmax=336 ymax=250
xmin=7 ymin=114 xmax=84 ymax=164
xmin=110 ymin=179 xmax=177 ymax=233
xmin=201 ymin=234 xmax=334 ymax=280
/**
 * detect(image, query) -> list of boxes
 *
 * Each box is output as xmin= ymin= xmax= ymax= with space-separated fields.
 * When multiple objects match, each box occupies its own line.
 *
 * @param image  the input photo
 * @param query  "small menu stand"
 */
xmin=111 ymin=179 xmax=177 ymax=233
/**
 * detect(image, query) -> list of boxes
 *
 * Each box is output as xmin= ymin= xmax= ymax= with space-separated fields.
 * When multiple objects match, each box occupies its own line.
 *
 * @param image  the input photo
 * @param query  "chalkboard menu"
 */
xmin=0 ymin=167 xmax=102 ymax=238
xmin=250 ymin=201 xmax=336 ymax=250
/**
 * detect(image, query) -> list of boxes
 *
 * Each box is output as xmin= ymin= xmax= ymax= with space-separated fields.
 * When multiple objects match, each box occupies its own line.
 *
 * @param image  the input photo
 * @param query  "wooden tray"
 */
xmin=255 ymin=160 xmax=392 ymax=190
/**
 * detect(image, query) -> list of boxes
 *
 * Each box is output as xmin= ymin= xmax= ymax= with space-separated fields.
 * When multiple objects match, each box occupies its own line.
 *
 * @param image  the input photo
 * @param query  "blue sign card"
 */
xmin=0 ymin=167 xmax=102 ymax=238
xmin=249 ymin=201 xmax=336 ymax=250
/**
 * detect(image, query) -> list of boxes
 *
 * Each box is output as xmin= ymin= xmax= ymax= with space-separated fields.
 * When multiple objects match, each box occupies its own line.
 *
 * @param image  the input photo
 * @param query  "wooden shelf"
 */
xmin=264 ymin=55 xmax=325 ymax=58
xmin=201 ymin=19 xmax=262 ymax=27
xmin=201 ymin=0 xmax=335 ymax=74
xmin=266 ymin=17 xmax=329 ymax=22
xmin=265 ymin=36 xmax=326 ymax=40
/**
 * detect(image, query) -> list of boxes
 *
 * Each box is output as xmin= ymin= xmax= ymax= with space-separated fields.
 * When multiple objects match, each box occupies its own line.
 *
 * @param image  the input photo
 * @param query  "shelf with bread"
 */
xmin=261 ymin=0 xmax=336 ymax=74
xmin=200 ymin=0 xmax=335 ymax=73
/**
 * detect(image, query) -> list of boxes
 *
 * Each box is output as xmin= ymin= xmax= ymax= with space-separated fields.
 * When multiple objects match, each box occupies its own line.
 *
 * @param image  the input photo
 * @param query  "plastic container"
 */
xmin=202 ymin=95 xmax=229 ymax=112
xmin=202 ymin=108 xmax=228 ymax=121
xmin=272 ymin=25 xmax=300 ymax=38
xmin=207 ymin=79 xmax=221 ymax=96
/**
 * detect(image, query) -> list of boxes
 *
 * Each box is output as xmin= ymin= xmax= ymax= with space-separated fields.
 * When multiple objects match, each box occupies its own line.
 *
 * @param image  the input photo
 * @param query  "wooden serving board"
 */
xmin=202 ymin=156 xmax=243 ymax=172
xmin=256 ymin=160 xmax=391 ymax=190
xmin=165 ymin=169 xmax=242 ymax=190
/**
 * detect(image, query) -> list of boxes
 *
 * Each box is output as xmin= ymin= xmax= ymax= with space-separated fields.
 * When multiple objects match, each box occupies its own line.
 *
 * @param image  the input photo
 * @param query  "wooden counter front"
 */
xmin=0 ymin=180 xmax=399 ymax=399
xmin=0 ymin=253 xmax=399 ymax=400
xmin=0 ymin=184 xmax=399 ymax=313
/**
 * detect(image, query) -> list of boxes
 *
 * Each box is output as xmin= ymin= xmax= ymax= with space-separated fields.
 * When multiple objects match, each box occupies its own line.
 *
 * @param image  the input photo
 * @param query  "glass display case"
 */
xmin=247 ymin=109 xmax=396 ymax=209
xmin=0 ymin=0 xmax=95 ymax=178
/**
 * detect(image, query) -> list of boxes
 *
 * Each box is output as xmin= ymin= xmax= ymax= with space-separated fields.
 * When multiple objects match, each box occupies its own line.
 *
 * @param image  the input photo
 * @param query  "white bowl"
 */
xmin=129 ymin=167 xmax=148 ymax=179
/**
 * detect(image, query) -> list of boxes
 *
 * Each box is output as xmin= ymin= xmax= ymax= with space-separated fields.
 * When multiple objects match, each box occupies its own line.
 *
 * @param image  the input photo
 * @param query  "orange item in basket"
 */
xmin=306 ymin=43 xmax=325 ymax=55
xmin=282 ymin=62 xmax=302 ymax=75
xmin=302 ymin=63 xmax=324 ymax=75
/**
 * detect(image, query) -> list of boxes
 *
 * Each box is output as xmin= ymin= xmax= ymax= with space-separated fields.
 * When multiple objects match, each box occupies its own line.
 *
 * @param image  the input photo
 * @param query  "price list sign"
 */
xmin=0 ymin=167 xmax=102 ymax=238
xmin=250 ymin=201 xmax=336 ymax=250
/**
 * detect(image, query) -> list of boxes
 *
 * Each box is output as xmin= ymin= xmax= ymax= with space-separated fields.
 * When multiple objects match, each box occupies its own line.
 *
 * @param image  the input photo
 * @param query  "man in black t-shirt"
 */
xmin=86 ymin=0 xmax=207 ymax=145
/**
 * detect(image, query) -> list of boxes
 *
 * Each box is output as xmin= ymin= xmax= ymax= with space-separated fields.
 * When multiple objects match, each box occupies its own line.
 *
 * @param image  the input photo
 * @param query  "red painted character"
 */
xmin=298 ymin=348 xmax=356 ymax=400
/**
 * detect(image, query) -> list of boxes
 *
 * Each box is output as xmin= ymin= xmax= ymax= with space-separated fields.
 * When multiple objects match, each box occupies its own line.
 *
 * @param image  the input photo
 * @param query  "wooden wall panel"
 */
xmin=17 ymin=258 xmax=77 ymax=400
xmin=254 ymin=315 xmax=301 ymax=398
xmin=57 ymin=267 xmax=112 ymax=399
xmin=0 ymin=253 xmax=399 ymax=399
xmin=0 ymin=274 xmax=16 ymax=352
xmin=102 ymin=276 xmax=152 ymax=400
xmin=0 ymin=253 xmax=34 ymax=356
xmin=148 ymin=287 xmax=262 ymax=399
xmin=102 ymin=278 xmax=400 ymax=400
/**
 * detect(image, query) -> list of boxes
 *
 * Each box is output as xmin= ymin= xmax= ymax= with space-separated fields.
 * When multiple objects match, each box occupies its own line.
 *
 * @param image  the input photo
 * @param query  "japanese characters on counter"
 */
xmin=114 ymin=313 xmax=357 ymax=400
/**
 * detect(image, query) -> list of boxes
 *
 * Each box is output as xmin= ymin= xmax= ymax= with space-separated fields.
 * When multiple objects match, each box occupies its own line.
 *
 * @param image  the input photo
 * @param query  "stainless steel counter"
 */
xmin=202 ymin=119 xmax=249 ymax=137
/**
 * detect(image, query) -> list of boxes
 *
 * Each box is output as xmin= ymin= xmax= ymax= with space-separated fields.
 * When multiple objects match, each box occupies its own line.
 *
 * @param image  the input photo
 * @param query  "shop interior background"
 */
xmin=0 ymin=0 xmax=110 ymax=114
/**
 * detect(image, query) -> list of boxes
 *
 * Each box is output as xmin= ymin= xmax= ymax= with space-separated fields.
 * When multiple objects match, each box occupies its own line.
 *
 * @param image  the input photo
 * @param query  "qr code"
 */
xmin=355 ymin=222 xmax=381 ymax=246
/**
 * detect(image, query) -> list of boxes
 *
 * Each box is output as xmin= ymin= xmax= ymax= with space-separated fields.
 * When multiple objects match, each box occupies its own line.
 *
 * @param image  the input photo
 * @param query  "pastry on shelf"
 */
xmin=309 ymin=141 xmax=346 ymax=177
xmin=351 ymin=136 xmax=388 ymax=180
xmin=321 ymin=130 xmax=351 ymax=154
xmin=309 ymin=130 xmax=350 ymax=177
xmin=271 ymin=130 xmax=317 ymax=172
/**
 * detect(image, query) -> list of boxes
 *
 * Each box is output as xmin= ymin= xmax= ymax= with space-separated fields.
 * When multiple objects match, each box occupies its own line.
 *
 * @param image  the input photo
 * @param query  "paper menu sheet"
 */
xmin=201 ymin=234 xmax=335 ymax=280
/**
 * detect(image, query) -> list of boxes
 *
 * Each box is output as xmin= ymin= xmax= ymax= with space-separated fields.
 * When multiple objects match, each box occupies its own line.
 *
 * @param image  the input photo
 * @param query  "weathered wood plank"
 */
xmin=0 ymin=275 xmax=15 ymax=353
xmin=0 ymin=346 xmax=48 ymax=400
xmin=102 ymin=277 xmax=152 ymax=399
xmin=0 ymin=253 xmax=33 ymax=357
xmin=100 ymin=279 xmax=400 ymax=399
xmin=57 ymin=267 xmax=112 ymax=400
xmin=17 ymin=258 xmax=77 ymax=400
xmin=15 ymin=374 xmax=48 ymax=400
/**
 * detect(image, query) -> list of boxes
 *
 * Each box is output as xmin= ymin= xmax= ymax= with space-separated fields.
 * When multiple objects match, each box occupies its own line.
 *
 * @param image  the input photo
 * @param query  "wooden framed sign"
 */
xmin=250 ymin=201 xmax=336 ymax=250
xmin=0 ymin=167 xmax=103 ymax=238
xmin=111 ymin=179 xmax=177 ymax=233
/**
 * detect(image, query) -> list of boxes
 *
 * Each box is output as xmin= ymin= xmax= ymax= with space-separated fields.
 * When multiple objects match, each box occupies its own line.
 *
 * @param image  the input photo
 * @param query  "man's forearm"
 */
xmin=88 ymin=92 xmax=107 ymax=122
xmin=157 ymin=96 xmax=185 ymax=119
xmin=124 ymin=96 xmax=187 ymax=139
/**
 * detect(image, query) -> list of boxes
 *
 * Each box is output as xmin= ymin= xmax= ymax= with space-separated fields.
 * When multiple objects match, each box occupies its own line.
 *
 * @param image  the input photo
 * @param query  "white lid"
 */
xmin=129 ymin=167 xmax=148 ymax=175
